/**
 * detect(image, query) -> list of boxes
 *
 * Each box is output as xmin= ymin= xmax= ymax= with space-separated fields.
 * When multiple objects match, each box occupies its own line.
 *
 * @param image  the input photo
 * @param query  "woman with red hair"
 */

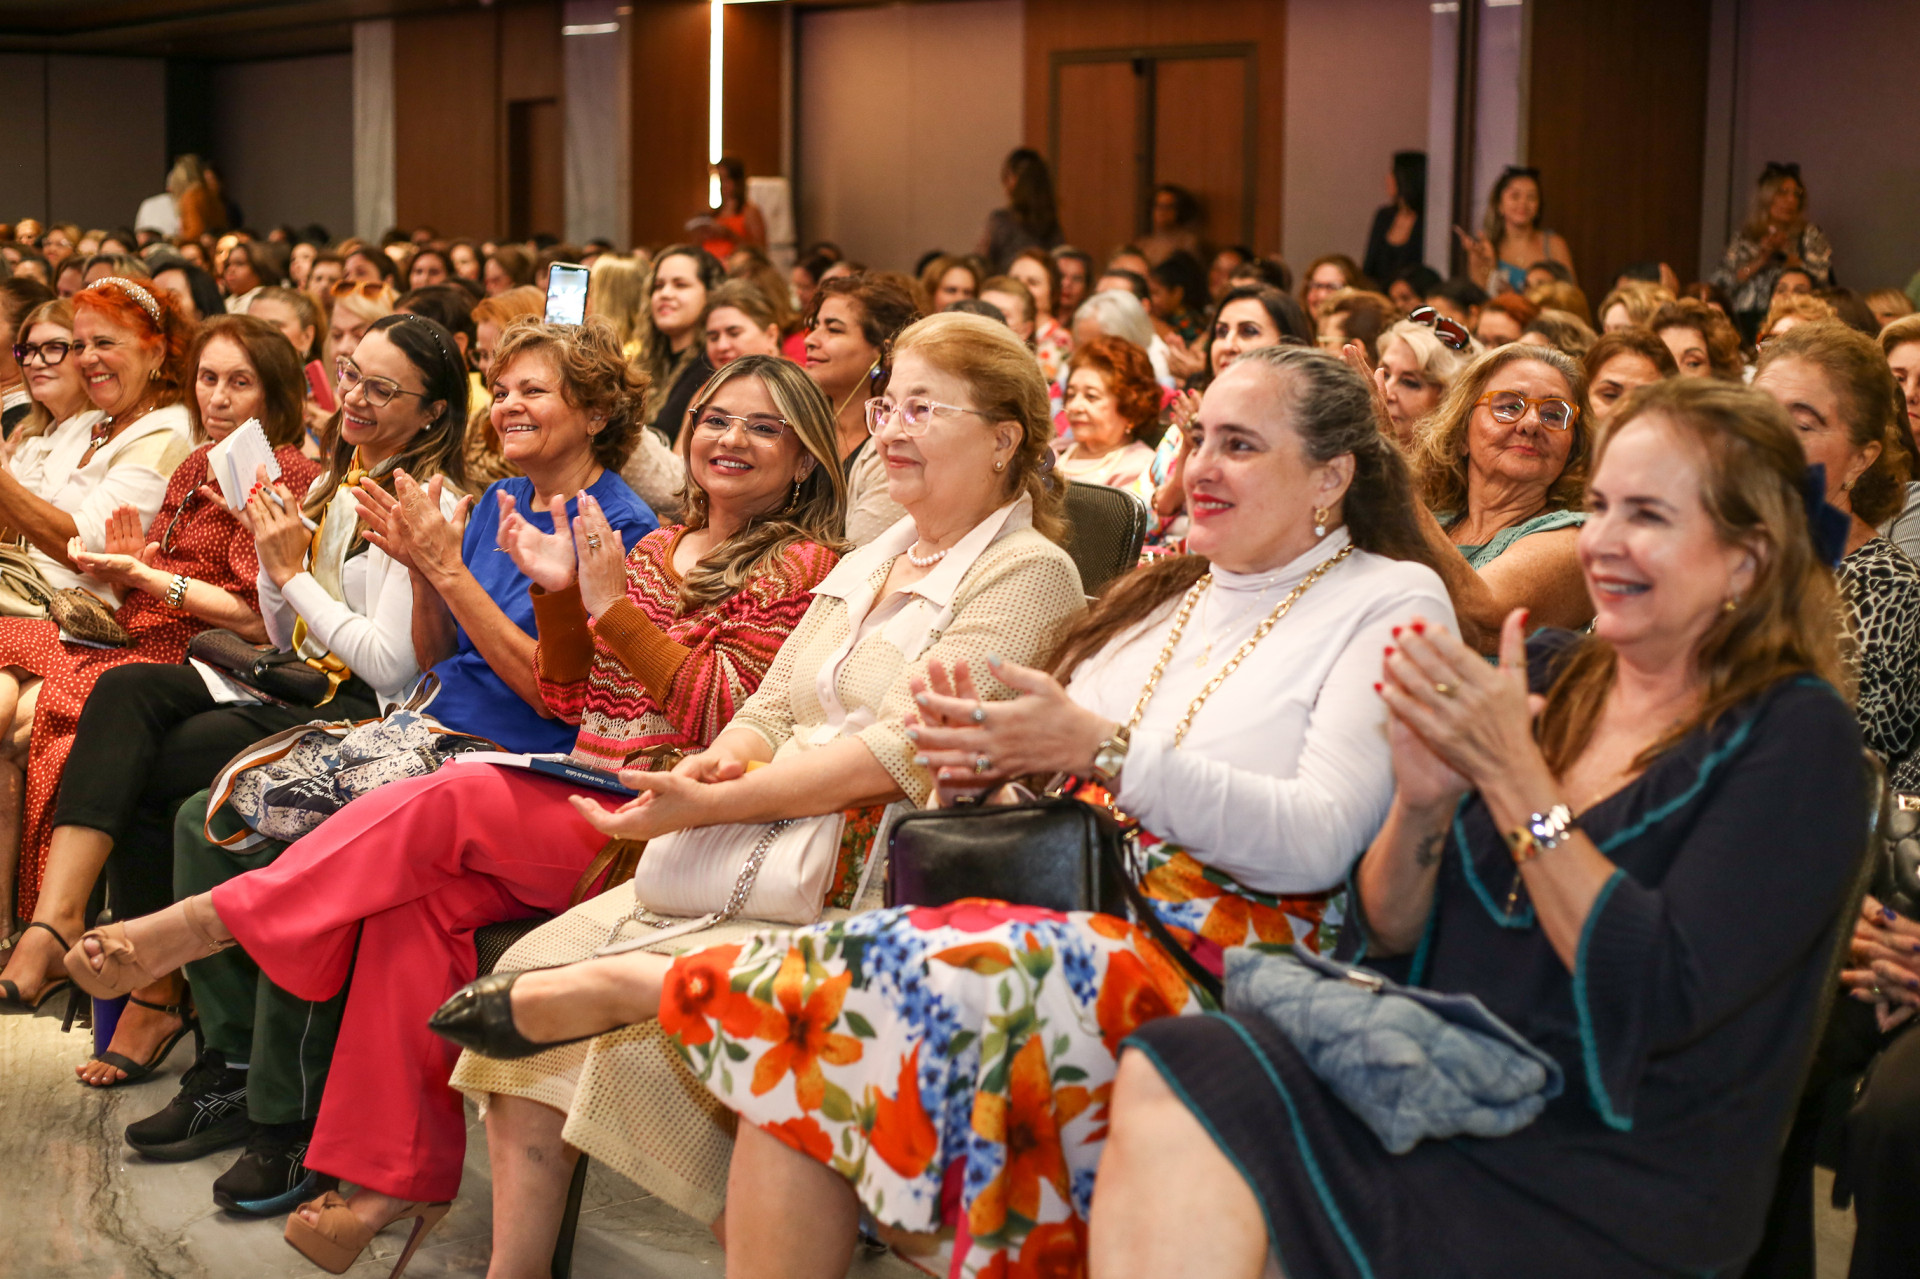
xmin=0 ymin=317 xmax=319 ymax=1059
xmin=1057 ymin=334 xmax=1161 ymax=488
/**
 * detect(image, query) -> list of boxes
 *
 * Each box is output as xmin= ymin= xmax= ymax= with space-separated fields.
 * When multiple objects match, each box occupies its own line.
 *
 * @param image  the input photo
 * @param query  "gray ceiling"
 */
xmin=0 ymin=0 xmax=491 ymax=60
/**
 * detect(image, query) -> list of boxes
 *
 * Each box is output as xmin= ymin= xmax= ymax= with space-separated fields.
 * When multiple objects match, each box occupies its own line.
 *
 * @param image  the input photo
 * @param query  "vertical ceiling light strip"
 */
xmin=709 ymin=0 xmax=724 ymax=209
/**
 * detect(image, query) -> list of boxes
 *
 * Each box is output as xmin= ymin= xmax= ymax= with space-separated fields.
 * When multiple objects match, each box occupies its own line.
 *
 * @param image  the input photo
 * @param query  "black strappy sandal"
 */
xmin=79 ymin=995 xmax=199 ymax=1088
xmin=0 ymin=921 xmax=75 ymax=1015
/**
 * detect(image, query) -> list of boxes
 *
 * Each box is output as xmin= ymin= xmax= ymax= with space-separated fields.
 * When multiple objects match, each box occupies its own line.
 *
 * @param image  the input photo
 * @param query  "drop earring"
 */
xmin=1313 ymin=507 xmax=1328 ymax=538
xmin=789 ymin=478 xmax=802 ymax=507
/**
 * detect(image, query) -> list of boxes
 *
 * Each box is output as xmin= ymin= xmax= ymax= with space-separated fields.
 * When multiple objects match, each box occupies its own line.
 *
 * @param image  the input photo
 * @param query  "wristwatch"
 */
xmin=165 ymin=574 xmax=190 ymax=609
xmin=1506 ymin=803 xmax=1576 ymax=864
xmin=1090 ymin=724 xmax=1132 ymax=787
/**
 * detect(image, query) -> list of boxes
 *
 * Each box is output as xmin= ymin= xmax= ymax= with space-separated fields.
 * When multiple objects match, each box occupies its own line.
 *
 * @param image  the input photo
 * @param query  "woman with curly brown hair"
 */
xmin=1058 ymin=334 xmax=1161 ymax=488
xmin=1651 ymin=297 xmax=1744 ymax=382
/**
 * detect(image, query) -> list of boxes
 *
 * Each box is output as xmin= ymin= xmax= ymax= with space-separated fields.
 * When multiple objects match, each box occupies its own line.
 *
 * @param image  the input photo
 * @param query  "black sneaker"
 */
xmin=124 ymin=1049 xmax=250 ymax=1161
xmin=213 ymin=1119 xmax=333 ymax=1217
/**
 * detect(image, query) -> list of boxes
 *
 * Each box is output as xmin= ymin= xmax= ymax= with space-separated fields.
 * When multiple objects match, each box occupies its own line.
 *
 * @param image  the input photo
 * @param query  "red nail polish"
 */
xmin=1383 ymin=646 xmax=1395 ymax=658
xmin=1391 ymin=626 xmax=1402 ymax=638
xmin=1372 ymin=682 xmax=1382 ymax=693
xmin=1411 ymin=621 xmax=1426 ymax=635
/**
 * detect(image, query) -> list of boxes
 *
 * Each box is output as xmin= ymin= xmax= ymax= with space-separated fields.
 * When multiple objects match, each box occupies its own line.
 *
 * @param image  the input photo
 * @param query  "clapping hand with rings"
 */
xmin=1374 ymin=608 xmax=1546 ymax=801
xmin=571 ymin=492 xmax=627 ymax=620
xmin=905 ymin=655 xmax=1116 ymax=805
xmin=1844 ymin=894 xmax=1920 ymax=1031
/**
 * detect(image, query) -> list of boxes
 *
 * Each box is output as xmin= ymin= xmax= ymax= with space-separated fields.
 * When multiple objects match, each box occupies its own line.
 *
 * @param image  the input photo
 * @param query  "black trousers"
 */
xmin=1746 ymin=997 xmax=1920 ymax=1279
xmin=54 ymin=662 xmax=376 ymax=921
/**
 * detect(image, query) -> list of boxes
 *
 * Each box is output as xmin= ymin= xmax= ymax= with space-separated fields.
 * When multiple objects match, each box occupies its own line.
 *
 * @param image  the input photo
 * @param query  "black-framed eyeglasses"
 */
xmin=688 ymin=408 xmax=790 ymax=446
xmin=12 ymin=340 xmax=73 ymax=367
xmin=1409 ymin=306 xmax=1471 ymax=352
xmin=335 ymin=357 xmax=427 ymax=409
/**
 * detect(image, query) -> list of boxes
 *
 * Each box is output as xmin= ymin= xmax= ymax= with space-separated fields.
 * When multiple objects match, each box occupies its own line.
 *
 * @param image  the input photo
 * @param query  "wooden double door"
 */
xmin=1049 ymin=44 xmax=1257 ymax=261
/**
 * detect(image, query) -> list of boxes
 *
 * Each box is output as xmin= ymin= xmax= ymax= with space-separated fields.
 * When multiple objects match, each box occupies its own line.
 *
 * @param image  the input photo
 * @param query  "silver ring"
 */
xmin=1873 ymin=984 xmax=1886 ymax=998
xmin=973 ymin=755 xmax=992 ymax=775
xmin=970 ymin=703 xmax=987 ymax=724
xmin=585 ymin=533 xmax=602 ymax=550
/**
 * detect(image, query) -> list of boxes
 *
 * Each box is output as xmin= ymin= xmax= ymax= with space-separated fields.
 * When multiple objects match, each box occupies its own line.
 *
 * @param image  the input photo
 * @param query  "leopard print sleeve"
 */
xmin=1840 ymin=538 xmax=1920 ymax=791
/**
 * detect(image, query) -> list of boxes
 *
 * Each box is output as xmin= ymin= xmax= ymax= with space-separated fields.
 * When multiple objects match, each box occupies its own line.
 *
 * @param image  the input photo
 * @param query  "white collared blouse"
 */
xmin=730 ymin=494 xmax=1084 ymax=804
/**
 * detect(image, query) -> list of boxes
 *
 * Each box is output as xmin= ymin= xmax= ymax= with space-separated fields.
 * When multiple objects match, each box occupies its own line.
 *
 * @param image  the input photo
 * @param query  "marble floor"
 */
xmin=0 ymin=995 xmax=1864 ymax=1279
xmin=1 ymin=1000 xmax=920 ymax=1279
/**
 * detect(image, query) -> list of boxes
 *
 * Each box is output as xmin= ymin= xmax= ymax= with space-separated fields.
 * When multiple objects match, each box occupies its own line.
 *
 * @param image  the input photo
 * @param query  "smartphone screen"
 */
xmin=545 ymin=263 xmax=590 ymax=325
xmin=305 ymin=360 xmax=336 ymax=412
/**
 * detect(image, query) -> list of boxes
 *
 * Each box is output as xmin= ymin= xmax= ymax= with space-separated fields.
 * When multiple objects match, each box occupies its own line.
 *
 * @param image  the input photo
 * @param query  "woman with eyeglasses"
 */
xmin=0 ymin=280 xmax=194 ymax=609
xmin=0 ymin=277 xmax=55 ymax=436
xmin=77 ymin=352 xmax=849 ymax=1269
xmin=1456 ymin=166 xmax=1577 ymax=298
xmin=1399 ymin=344 xmax=1596 ymax=652
xmin=0 ymin=316 xmax=322 ymax=1051
xmin=436 ymin=345 xmax=1455 ymax=1279
xmin=111 ymin=317 xmax=653 ymax=1223
xmin=42 ymin=315 xmax=465 ymax=1087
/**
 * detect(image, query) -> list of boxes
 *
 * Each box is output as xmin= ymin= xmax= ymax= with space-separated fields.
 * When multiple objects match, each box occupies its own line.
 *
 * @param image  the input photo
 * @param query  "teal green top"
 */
xmin=1445 ymin=507 xmax=1587 ymax=569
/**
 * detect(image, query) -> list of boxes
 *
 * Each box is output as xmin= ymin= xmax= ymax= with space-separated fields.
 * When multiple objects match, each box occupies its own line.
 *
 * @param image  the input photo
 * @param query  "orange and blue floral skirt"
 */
xmin=658 ymin=837 xmax=1337 ymax=1278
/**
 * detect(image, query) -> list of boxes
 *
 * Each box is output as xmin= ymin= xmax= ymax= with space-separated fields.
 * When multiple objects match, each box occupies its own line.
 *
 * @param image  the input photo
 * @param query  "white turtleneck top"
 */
xmin=1065 ymin=528 xmax=1456 ymax=895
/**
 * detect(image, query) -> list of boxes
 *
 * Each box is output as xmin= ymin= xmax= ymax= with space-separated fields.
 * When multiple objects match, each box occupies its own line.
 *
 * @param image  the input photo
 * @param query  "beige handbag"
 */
xmin=597 ymin=812 xmax=847 ymax=953
xmin=0 ymin=542 xmax=54 ymax=618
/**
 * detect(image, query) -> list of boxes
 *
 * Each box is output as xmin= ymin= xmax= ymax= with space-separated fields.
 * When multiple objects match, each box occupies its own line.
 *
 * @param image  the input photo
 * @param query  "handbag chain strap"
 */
xmin=1123 ymin=545 xmax=1354 ymax=747
xmin=600 ymin=818 xmax=795 ymax=950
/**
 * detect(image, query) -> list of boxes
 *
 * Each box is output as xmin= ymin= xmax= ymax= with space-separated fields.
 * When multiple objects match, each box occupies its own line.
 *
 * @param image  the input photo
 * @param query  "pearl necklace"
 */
xmin=905 ymin=541 xmax=949 ymax=568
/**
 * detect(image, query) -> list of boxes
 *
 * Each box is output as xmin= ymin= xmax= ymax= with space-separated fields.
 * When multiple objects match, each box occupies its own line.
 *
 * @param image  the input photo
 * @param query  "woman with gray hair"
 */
xmin=1073 ymin=288 xmax=1174 ymax=386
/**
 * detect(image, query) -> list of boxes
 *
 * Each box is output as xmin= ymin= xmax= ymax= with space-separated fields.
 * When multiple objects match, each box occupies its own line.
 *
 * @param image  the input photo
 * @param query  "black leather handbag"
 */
xmin=186 ymin=630 xmax=339 ymax=707
xmin=886 ymin=794 xmax=1222 ymax=998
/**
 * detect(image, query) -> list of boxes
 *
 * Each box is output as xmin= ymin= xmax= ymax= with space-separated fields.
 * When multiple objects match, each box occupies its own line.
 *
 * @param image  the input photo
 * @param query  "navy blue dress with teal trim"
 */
xmin=1129 ymin=673 xmax=1868 ymax=1279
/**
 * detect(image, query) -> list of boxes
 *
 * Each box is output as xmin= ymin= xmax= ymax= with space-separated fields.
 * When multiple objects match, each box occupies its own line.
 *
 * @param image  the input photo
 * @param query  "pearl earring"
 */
xmin=994 ymin=460 xmax=1006 ymax=472
xmin=1313 ymin=507 xmax=1329 ymax=538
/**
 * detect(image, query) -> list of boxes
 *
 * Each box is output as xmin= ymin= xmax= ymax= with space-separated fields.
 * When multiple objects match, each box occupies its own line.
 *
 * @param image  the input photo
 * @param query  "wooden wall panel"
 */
xmin=499 ymin=1 xmax=560 ymax=103
xmin=1155 ymin=56 xmax=1249 ymax=248
xmin=1054 ymin=61 xmax=1139 ymax=265
xmin=1025 ymin=0 xmax=1285 ymax=254
xmin=628 ymin=0 xmax=710 ymax=249
xmin=393 ymin=9 xmax=499 ymax=239
xmin=724 ymin=2 xmax=783 ymax=182
xmin=1527 ymin=0 xmax=1712 ymax=301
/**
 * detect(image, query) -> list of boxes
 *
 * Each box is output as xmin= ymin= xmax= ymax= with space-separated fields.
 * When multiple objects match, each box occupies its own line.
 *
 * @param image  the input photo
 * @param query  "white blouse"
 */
xmin=1066 ymin=529 xmax=1456 ymax=895
xmin=255 ymin=478 xmax=464 ymax=705
xmin=9 ymin=403 xmax=191 ymax=604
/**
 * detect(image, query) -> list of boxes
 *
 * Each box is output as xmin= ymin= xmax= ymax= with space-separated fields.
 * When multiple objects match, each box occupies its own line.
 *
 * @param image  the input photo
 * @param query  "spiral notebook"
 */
xmin=206 ymin=417 xmax=281 ymax=510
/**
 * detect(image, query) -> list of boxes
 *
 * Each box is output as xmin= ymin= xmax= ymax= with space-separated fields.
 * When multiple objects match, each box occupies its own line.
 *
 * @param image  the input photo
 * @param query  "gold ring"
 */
xmin=973 ymin=755 xmax=992 ymax=775
xmin=1433 ymin=682 xmax=1456 ymax=697
xmin=585 ymin=534 xmax=602 ymax=550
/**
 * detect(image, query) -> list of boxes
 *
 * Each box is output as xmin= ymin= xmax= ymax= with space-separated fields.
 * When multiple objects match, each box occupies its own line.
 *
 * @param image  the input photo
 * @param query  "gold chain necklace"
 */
xmin=1123 ymin=544 xmax=1354 ymax=746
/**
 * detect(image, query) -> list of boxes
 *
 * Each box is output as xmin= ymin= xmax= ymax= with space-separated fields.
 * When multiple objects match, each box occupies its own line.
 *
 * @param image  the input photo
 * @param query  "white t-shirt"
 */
xmin=1065 ymin=530 xmax=1456 ymax=894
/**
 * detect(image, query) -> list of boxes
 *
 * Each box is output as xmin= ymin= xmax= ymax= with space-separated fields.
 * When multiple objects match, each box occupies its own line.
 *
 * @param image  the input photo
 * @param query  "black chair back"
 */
xmin=1061 ymin=481 xmax=1149 ymax=597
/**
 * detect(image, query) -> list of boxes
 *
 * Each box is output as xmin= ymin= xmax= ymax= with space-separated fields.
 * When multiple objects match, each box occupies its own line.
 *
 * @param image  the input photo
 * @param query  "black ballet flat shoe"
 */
xmin=428 ymin=970 xmax=597 ymax=1061
xmin=0 ymin=922 xmax=74 ymax=1014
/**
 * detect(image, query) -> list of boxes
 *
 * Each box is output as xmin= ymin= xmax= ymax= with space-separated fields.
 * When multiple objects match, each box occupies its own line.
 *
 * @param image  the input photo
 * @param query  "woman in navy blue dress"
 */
xmin=1101 ymin=378 xmax=1872 ymax=1278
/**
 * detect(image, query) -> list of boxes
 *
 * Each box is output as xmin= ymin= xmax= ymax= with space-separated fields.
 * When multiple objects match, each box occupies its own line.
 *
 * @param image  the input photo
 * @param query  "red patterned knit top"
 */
xmin=531 ymin=525 xmax=838 ymax=771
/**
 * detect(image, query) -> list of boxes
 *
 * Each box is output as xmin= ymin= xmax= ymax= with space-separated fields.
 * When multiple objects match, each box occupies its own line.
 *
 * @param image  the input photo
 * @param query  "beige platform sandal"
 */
xmin=63 ymin=894 xmax=233 ymax=1000
xmin=283 ymin=1191 xmax=452 ymax=1277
